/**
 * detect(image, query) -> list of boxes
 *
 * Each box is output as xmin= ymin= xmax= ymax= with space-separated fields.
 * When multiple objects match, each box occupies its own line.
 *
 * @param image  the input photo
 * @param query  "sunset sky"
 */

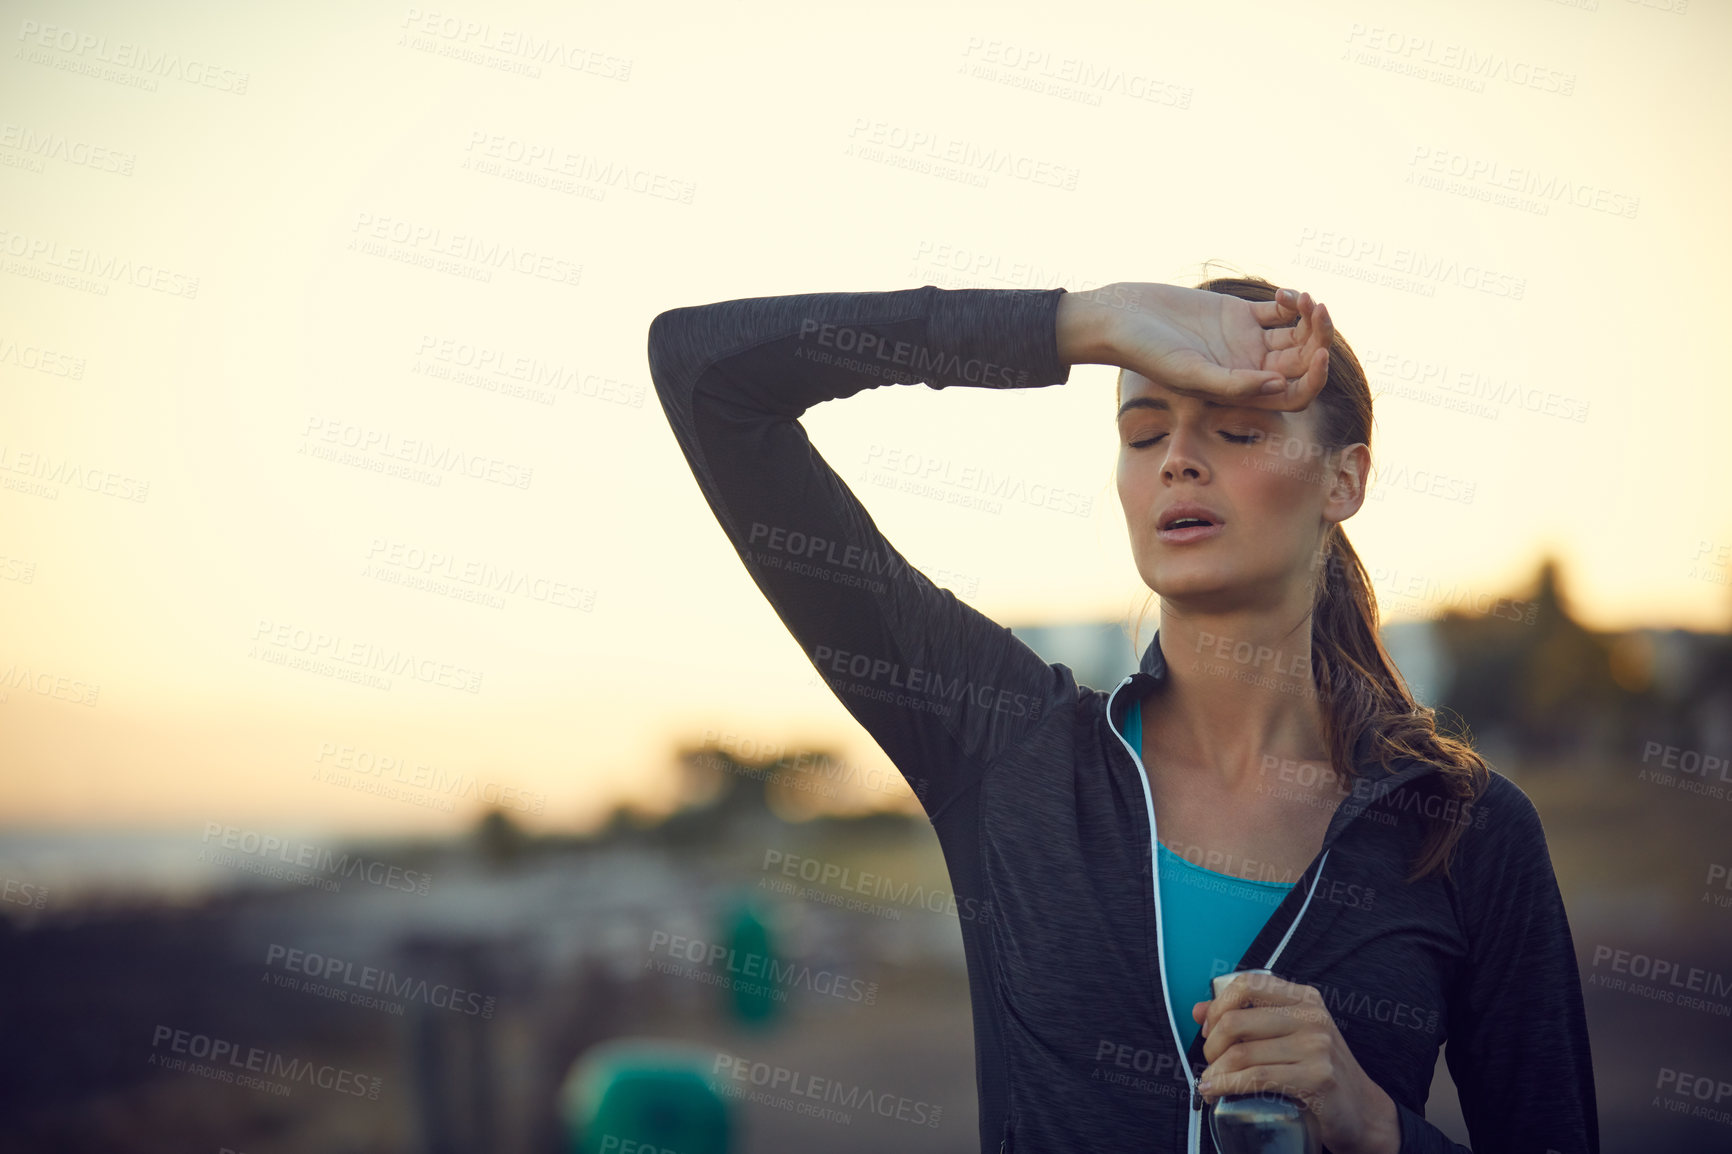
xmin=2 ymin=0 xmax=1728 ymax=840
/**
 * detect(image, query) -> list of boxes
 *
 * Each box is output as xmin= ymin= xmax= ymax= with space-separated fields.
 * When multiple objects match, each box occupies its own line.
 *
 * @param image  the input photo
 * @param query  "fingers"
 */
xmin=1307 ymin=300 xmax=1333 ymax=364
xmin=1166 ymin=358 xmax=1292 ymax=402
xmin=1200 ymin=1005 xmax=1317 ymax=1064
xmin=1199 ymin=1058 xmax=1320 ymax=1107
xmin=1261 ymin=290 xmax=1322 ymax=351
xmin=1199 ymin=974 xmax=1305 ymax=1046
xmin=1251 ymin=287 xmax=1308 ymax=329
xmin=1258 ymin=307 xmax=1332 ymax=408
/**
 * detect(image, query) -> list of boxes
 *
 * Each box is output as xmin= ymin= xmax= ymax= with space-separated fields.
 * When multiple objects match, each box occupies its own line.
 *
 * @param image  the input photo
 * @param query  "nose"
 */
xmin=1160 ymin=423 xmax=1210 ymax=483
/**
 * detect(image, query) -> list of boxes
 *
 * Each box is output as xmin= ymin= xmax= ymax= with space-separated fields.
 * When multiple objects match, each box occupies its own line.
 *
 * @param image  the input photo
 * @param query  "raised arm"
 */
xmin=646 ymin=285 xmax=1076 ymax=820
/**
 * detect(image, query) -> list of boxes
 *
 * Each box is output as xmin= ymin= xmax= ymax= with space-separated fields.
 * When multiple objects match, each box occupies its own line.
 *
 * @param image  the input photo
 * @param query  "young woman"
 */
xmin=647 ymin=276 xmax=1598 ymax=1153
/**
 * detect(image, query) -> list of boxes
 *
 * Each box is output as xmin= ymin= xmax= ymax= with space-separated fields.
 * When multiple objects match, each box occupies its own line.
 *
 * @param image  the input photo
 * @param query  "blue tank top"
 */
xmin=1121 ymin=700 xmax=1296 ymax=1055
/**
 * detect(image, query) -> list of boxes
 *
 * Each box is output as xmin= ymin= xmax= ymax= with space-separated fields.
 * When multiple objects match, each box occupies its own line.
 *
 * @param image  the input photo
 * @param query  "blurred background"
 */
xmin=2 ymin=0 xmax=1729 ymax=1150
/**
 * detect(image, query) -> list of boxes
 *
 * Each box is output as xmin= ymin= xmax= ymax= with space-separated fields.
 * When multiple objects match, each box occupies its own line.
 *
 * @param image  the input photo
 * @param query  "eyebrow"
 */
xmin=1116 ymin=396 xmax=1250 ymax=421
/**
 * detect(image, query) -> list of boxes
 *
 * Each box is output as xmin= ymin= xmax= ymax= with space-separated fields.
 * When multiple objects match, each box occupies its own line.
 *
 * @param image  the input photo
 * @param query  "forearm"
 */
xmin=650 ymin=285 xmax=1071 ymax=426
xmin=1055 ymin=284 xmax=1121 ymax=367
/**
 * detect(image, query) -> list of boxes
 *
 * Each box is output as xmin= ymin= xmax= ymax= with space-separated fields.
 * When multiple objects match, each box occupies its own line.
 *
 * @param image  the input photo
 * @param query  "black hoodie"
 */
xmin=646 ymin=283 xmax=1599 ymax=1153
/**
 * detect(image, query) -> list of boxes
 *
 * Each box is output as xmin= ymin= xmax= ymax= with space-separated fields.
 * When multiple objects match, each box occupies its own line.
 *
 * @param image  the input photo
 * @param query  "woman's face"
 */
xmin=1114 ymin=370 xmax=1366 ymax=611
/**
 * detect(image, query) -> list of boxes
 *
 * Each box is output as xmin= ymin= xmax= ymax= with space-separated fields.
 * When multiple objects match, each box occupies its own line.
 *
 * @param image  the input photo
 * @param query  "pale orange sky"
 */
xmin=2 ymin=0 xmax=1728 ymax=837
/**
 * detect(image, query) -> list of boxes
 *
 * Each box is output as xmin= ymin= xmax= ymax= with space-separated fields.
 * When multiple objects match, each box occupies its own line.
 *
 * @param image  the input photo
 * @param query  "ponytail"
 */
xmin=1311 ymin=523 xmax=1488 ymax=883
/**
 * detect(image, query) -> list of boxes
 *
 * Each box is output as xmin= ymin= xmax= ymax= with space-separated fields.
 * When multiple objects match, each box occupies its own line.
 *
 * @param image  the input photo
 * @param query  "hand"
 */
xmin=1191 ymin=971 xmax=1401 ymax=1154
xmin=1057 ymin=281 xmax=1333 ymax=411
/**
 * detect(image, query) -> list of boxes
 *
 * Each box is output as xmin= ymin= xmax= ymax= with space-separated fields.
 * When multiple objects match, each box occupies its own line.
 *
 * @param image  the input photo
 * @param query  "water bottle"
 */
xmin=1205 ymin=970 xmax=1322 ymax=1154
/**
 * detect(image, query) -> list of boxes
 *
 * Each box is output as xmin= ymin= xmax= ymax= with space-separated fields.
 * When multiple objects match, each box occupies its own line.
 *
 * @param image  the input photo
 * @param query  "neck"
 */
xmin=1146 ymin=605 xmax=1331 ymax=792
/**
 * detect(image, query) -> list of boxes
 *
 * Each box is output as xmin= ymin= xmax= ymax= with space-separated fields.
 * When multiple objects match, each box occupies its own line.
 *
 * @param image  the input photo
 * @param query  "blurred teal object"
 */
xmin=560 ymin=1037 xmax=733 ymax=1154
xmin=719 ymin=893 xmax=781 ymax=1028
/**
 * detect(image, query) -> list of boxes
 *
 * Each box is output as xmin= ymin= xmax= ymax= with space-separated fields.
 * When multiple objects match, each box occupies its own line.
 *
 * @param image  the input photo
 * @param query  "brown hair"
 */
xmin=1120 ymin=270 xmax=1489 ymax=884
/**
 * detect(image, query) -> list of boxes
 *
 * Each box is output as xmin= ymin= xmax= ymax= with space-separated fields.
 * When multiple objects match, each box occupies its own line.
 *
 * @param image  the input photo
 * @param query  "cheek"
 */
xmin=1115 ymin=452 xmax=1141 ymax=506
xmin=1228 ymin=452 xmax=1319 ymax=525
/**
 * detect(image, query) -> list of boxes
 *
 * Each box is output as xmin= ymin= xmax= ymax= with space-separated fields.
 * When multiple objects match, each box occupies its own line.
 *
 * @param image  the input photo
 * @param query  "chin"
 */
xmin=1148 ymin=567 xmax=1241 ymax=598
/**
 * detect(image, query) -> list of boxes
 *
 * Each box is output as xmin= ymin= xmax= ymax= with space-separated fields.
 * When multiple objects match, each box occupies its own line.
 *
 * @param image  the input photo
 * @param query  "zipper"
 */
xmin=1106 ymin=674 xmax=1335 ymax=1154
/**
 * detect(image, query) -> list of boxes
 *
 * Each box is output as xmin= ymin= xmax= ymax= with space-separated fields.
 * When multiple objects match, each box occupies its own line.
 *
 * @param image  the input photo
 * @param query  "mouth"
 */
xmin=1156 ymin=505 xmax=1224 ymax=544
xmin=1157 ymin=506 xmax=1224 ymax=531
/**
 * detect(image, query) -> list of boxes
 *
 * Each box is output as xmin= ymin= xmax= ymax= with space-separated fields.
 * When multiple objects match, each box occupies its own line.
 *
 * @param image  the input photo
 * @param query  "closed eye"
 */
xmin=1128 ymin=432 xmax=1260 ymax=448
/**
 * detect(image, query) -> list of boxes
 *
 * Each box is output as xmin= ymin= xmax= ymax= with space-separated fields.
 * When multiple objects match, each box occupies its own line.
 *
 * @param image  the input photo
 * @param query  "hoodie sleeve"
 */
xmin=646 ymin=285 xmax=1075 ymax=820
xmin=1394 ymin=773 xmax=1599 ymax=1153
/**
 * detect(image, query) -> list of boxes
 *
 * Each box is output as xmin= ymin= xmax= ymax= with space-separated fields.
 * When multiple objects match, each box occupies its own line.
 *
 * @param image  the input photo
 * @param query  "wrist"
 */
xmin=1055 ymin=286 xmax=1120 ymax=367
xmin=1344 ymin=1084 xmax=1402 ymax=1154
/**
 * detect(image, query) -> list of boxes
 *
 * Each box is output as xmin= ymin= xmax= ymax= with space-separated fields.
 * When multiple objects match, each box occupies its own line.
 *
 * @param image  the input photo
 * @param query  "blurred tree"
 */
xmin=1433 ymin=556 xmax=1627 ymax=765
xmin=475 ymin=806 xmax=527 ymax=868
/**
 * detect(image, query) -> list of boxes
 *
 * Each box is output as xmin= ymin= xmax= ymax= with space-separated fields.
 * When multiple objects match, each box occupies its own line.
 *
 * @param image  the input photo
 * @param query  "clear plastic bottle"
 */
xmin=1205 ymin=970 xmax=1323 ymax=1154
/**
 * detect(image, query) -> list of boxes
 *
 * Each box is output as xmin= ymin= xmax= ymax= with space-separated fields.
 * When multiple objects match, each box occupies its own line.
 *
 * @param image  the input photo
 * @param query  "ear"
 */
xmin=1323 ymin=442 xmax=1370 ymax=525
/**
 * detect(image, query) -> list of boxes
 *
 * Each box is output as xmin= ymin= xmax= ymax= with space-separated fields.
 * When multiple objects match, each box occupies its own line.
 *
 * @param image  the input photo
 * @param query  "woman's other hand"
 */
xmin=1057 ymin=281 xmax=1332 ymax=410
xmin=1190 ymin=971 xmax=1401 ymax=1154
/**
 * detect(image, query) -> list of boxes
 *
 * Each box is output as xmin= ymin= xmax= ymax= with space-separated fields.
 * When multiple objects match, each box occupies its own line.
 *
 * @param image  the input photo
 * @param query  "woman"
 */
xmin=647 ymin=275 xmax=1598 ymax=1153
